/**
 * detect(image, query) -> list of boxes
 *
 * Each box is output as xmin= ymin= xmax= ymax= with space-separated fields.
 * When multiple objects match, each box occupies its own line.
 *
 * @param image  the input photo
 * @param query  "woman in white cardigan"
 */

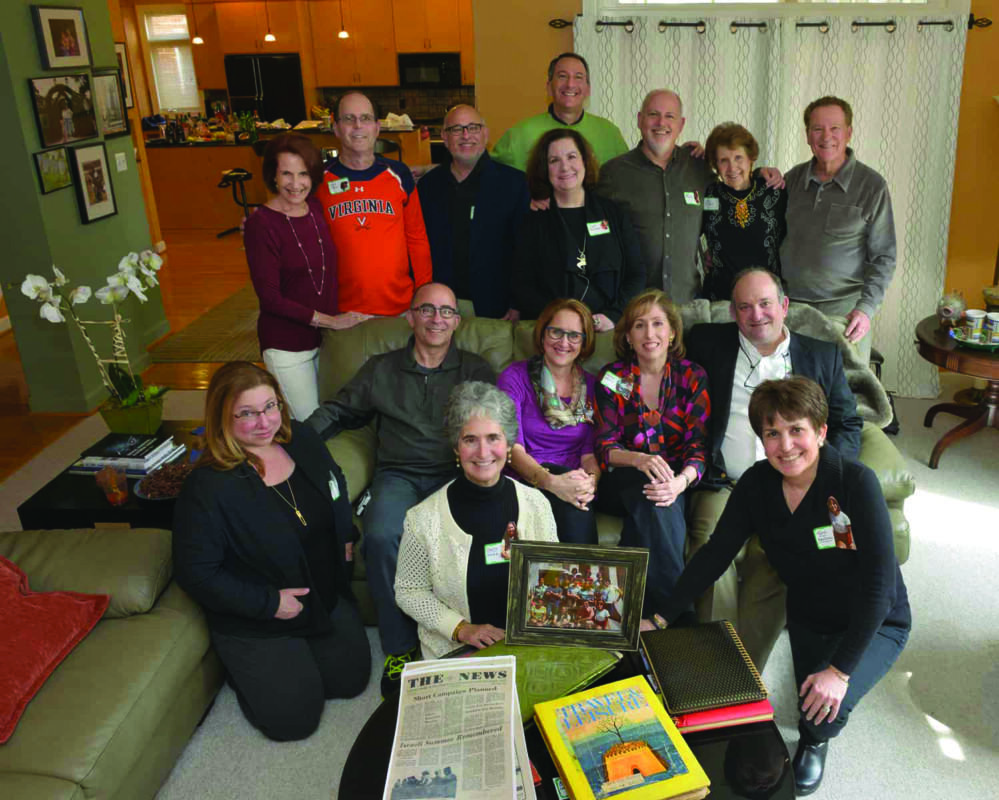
xmin=395 ymin=381 xmax=559 ymax=658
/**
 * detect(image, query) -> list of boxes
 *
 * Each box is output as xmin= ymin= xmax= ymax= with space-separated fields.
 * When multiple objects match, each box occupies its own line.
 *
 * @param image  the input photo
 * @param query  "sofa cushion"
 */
xmin=0 ymin=555 xmax=109 ymax=744
xmin=0 ymin=529 xmax=172 ymax=619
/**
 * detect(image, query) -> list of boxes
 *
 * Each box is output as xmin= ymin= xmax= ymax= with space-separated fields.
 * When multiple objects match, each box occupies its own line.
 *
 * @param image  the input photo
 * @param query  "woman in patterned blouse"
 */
xmin=593 ymin=290 xmax=710 ymax=620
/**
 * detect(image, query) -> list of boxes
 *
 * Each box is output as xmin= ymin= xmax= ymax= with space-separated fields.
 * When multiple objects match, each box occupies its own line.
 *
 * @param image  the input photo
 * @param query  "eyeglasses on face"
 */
xmin=443 ymin=123 xmax=484 ymax=136
xmin=411 ymin=303 xmax=459 ymax=319
xmin=545 ymin=326 xmax=585 ymax=344
xmin=339 ymin=113 xmax=376 ymax=126
xmin=233 ymin=399 xmax=284 ymax=421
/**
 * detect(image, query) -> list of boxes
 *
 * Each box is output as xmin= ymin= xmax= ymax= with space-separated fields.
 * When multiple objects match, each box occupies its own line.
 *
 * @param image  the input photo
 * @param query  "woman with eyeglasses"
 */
xmin=512 ymin=129 xmax=645 ymax=331
xmin=594 ymin=289 xmax=710 ymax=616
xmin=497 ymin=298 xmax=600 ymax=544
xmin=173 ymin=361 xmax=370 ymax=742
xmin=245 ymin=133 xmax=370 ymax=422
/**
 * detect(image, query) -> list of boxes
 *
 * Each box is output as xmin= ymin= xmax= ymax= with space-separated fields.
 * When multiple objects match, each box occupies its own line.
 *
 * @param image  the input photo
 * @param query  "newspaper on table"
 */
xmin=383 ymin=655 xmax=536 ymax=800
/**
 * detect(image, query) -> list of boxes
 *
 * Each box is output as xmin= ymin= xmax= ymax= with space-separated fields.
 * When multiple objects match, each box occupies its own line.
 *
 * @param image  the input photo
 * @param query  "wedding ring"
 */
xmin=822 ymin=705 xmax=831 ymax=712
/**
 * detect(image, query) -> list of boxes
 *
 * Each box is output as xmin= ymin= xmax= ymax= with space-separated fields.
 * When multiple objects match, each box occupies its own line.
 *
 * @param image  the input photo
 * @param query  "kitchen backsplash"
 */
xmin=317 ymin=86 xmax=475 ymax=122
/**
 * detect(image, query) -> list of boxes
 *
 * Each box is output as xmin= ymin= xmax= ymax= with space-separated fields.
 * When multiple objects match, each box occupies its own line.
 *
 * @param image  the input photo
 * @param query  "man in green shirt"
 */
xmin=490 ymin=52 xmax=628 ymax=172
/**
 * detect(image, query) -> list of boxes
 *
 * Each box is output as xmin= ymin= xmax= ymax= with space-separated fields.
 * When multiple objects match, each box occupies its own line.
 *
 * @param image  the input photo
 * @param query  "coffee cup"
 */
xmin=965 ymin=309 xmax=986 ymax=341
xmin=985 ymin=312 xmax=999 ymax=345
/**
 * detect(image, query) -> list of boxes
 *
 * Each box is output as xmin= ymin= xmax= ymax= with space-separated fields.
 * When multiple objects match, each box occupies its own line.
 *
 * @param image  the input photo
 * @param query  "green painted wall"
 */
xmin=0 ymin=1 xmax=168 ymax=413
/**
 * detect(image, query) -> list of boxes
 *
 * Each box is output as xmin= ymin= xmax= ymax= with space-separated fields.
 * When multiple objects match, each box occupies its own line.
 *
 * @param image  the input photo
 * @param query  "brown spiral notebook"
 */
xmin=640 ymin=620 xmax=768 ymax=716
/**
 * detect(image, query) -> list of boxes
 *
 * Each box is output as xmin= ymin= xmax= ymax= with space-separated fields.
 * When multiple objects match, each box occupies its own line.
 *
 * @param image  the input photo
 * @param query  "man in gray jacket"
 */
xmin=307 ymin=282 xmax=494 ymax=695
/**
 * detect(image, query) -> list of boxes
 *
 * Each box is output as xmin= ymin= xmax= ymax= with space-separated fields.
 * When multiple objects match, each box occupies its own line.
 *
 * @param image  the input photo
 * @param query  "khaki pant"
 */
xmin=687 ymin=486 xmax=787 ymax=671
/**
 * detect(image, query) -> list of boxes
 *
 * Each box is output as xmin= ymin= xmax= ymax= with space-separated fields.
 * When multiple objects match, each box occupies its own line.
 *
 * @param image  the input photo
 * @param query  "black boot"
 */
xmin=792 ymin=737 xmax=828 ymax=796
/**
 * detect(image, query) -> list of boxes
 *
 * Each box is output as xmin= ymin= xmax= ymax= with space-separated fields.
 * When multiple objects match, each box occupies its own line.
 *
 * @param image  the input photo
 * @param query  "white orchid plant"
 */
xmin=21 ymin=250 xmax=169 ymax=409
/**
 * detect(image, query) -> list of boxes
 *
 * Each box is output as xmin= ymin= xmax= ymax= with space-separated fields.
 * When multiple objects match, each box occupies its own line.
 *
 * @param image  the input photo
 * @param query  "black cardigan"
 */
xmin=172 ymin=421 xmax=355 ymax=637
xmin=512 ymin=191 xmax=646 ymax=322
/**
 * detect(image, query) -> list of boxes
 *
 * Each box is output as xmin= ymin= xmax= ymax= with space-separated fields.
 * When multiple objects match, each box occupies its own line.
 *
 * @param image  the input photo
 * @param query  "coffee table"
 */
xmin=339 ymin=652 xmax=793 ymax=800
xmin=915 ymin=316 xmax=999 ymax=468
xmin=16 ymin=420 xmax=203 ymax=531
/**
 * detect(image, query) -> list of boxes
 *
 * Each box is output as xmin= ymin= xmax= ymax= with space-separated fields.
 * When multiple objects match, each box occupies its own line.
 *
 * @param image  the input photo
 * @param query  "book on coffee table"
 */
xmin=640 ymin=621 xmax=767 ymax=717
xmin=672 ymin=697 xmax=775 ymax=734
xmin=534 ymin=675 xmax=709 ymax=800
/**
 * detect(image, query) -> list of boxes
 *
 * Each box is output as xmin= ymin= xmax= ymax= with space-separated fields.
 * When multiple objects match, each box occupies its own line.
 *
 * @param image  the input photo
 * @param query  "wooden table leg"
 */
xmin=924 ymin=401 xmax=978 ymax=427
xmin=927 ymin=380 xmax=999 ymax=469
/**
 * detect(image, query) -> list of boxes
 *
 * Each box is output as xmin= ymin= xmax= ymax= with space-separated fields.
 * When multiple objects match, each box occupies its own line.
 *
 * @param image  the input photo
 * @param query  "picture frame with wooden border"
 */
xmin=114 ymin=43 xmax=134 ymax=109
xmin=34 ymin=147 xmax=73 ymax=194
xmin=31 ymin=6 xmax=92 ymax=70
xmin=70 ymin=142 xmax=117 ymax=224
xmin=93 ymin=69 xmax=129 ymax=138
xmin=506 ymin=542 xmax=648 ymax=651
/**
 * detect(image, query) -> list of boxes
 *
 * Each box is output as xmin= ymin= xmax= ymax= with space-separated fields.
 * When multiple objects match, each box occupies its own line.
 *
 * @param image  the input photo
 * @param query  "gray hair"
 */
xmin=729 ymin=268 xmax=785 ymax=311
xmin=444 ymin=381 xmax=518 ymax=450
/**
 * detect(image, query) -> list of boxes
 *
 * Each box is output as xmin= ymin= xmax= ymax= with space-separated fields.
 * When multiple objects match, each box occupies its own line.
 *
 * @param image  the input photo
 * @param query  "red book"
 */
xmin=674 ymin=698 xmax=775 ymax=734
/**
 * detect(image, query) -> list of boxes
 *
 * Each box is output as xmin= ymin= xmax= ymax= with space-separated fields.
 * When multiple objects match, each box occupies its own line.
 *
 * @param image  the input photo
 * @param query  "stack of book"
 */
xmin=68 ymin=433 xmax=186 ymax=477
xmin=640 ymin=620 xmax=774 ymax=734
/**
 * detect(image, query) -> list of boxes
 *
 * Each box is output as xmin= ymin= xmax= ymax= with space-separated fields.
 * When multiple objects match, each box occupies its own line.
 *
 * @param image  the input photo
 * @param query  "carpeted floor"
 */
xmin=150 ymin=286 xmax=261 ymax=363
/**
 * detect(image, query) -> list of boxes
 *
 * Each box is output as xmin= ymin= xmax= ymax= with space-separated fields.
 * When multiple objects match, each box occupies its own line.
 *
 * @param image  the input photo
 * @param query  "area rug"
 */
xmin=151 ymin=286 xmax=260 ymax=363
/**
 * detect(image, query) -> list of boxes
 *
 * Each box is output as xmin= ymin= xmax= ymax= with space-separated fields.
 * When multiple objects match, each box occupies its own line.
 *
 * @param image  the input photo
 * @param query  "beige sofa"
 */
xmin=317 ymin=301 xmax=915 ymax=625
xmin=0 ymin=528 xmax=222 ymax=800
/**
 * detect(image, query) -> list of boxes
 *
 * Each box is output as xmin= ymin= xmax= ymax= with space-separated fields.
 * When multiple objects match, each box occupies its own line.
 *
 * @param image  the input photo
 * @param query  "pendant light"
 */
xmin=338 ymin=1 xmax=349 ymax=39
xmin=263 ymin=0 xmax=276 ymax=42
xmin=190 ymin=2 xmax=204 ymax=45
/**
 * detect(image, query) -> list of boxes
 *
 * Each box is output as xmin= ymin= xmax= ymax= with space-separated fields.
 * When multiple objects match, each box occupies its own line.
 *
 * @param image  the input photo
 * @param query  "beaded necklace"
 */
xmin=284 ymin=207 xmax=326 ymax=295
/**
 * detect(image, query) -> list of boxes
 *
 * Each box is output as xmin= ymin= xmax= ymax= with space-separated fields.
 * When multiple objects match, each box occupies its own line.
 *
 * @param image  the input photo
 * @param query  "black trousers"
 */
xmin=789 ymin=618 xmax=910 ymax=743
xmin=595 ymin=466 xmax=687 ymax=617
xmin=211 ymin=598 xmax=371 ymax=741
xmin=540 ymin=464 xmax=598 ymax=545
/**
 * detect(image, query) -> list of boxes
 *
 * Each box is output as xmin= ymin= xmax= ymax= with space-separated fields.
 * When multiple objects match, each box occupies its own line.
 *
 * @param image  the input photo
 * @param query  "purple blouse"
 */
xmin=244 ymin=195 xmax=339 ymax=352
xmin=497 ymin=360 xmax=597 ymax=470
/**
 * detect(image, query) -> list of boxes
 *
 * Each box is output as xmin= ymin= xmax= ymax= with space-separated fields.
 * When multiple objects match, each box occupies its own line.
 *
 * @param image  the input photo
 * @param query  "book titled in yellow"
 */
xmin=534 ymin=675 xmax=710 ymax=800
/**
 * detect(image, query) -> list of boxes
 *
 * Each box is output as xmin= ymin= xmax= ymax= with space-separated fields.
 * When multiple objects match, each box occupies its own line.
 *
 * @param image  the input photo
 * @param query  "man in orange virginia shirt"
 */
xmin=316 ymin=92 xmax=432 ymax=316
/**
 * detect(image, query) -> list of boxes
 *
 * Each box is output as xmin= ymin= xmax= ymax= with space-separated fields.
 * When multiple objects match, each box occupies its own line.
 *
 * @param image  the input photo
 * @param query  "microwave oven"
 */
xmin=398 ymin=53 xmax=462 ymax=88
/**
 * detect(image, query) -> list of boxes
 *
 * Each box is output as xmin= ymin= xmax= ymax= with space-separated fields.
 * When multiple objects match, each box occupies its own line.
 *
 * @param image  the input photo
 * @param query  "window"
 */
xmin=142 ymin=8 xmax=199 ymax=112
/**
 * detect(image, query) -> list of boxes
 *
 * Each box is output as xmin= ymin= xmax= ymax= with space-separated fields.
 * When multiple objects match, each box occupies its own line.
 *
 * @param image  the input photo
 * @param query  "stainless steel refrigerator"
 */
xmin=224 ymin=53 xmax=305 ymax=125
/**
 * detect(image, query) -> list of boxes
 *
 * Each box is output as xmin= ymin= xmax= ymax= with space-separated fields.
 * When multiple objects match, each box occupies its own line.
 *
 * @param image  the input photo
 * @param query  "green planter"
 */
xmin=99 ymin=399 xmax=164 ymax=435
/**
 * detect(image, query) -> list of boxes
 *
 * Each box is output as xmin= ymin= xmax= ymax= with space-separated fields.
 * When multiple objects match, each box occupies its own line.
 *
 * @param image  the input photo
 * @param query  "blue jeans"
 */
xmin=363 ymin=468 xmax=453 ymax=655
xmin=789 ymin=618 xmax=910 ymax=743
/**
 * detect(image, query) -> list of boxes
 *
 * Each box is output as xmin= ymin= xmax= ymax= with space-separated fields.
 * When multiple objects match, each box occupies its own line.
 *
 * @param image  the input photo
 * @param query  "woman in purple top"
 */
xmin=244 ymin=134 xmax=369 ymax=420
xmin=497 ymin=298 xmax=600 ymax=544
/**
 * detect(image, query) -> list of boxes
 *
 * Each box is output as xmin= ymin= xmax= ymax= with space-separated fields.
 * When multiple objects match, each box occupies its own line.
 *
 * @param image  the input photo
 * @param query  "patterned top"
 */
xmin=594 ymin=357 xmax=711 ymax=477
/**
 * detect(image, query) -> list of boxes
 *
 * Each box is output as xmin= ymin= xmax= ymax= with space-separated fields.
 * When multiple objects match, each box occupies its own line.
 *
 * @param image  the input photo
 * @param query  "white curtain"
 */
xmin=575 ymin=2 xmax=970 ymax=398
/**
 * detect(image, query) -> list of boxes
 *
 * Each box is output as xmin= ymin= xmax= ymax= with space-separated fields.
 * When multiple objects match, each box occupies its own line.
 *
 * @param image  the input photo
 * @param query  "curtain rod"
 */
xmin=549 ymin=17 xmax=984 ymax=35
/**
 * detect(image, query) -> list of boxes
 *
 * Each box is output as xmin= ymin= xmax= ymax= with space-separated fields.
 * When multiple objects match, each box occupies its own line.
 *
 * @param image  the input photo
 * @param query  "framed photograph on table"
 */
xmin=70 ymin=143 xmax=117 ymax=224
xmin=34 ymin=148 xmax=73 ymax=194
xmin=31 ymin=6 xmax=92 ymax=69
xmin=93 ymin=70 xmax=129 ymax=137
xmin=114 ymin=43 xmax=133 ymax=108
xmin=29 ymin=73 xmax=97 ymax=148
xmin=506 ymin=542 xmax=648 ymax=651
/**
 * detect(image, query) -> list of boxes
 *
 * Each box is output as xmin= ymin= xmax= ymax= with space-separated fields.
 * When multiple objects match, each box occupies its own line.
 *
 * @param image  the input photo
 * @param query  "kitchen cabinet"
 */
xmin=392 ymin=0 xmax=460 ymax=53
xmin=309 ymin=0 xmax=397 ymax=86
xmin=457 ymin=0 xmax=474 ymax=85
xmin=215 ymin=1 xmax=301 ymax=54
xmin=188 ymin=4 xmax=226 ymax=88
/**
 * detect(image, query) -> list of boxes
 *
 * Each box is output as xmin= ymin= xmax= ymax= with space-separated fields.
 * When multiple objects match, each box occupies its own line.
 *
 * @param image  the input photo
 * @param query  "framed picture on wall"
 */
xmin=114 ymin=43 xmax=134 ymax=109
xmin=93 ymin=70 xmax=129 ymax=138
xmin=34 ymin=148 xmax=73 ymax=194
xmin=31 ymin=6 xmax=92 ymax=69
xmin=70 ymin=143 xmax=117 ymax=224
xmin=29 ymin=73 xmax=97 ymax=149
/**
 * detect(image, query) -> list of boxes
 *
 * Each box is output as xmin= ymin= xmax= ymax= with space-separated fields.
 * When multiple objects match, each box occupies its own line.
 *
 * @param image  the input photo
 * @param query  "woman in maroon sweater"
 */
xmin=244 ymin=134 xmax=369 ymax=420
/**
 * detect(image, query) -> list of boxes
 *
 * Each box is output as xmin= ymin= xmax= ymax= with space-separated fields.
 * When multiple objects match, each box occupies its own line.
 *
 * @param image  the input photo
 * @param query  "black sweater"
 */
xmin=662 ymin=445 xmax=910 ymax=674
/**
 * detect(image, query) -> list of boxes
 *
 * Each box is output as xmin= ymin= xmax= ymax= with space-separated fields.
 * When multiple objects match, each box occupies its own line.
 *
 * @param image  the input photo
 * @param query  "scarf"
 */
xmin=527 ymin=356 xmax=593 ymax=430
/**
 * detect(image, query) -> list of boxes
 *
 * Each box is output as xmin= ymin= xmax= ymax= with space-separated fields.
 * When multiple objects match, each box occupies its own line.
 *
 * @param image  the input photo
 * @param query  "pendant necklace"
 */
xmin=285 ymin=208 xmax=326 ymax=295
xmin=272 ymin=479 xmax=307 ymax=526
xmin=554 ymin=205 xmax=588 ymax=271
xmin=722 ymin=183 xmax=756 ymax=229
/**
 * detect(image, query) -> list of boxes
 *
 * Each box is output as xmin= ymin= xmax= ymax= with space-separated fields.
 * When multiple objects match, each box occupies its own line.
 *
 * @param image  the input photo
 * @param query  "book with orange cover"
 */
xmin=673 ymin=697 xmax=775 ymax=734
xmin=534 ymin=675 xmax=709 ymax=800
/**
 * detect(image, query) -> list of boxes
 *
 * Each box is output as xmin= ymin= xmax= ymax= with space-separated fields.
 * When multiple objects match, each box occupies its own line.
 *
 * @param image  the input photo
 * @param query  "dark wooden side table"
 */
xmin=16 ymin=420 xmax=203 ymax=531
xmin=915 ymin=316 xmax=999 ymax=468
xmin=339 ymin=655 xmax=793 ymax=800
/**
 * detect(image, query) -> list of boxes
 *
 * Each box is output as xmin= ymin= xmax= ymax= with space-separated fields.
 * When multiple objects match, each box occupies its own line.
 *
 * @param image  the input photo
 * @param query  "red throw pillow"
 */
xmin=0 ymin=554 xmax=109 ymax=744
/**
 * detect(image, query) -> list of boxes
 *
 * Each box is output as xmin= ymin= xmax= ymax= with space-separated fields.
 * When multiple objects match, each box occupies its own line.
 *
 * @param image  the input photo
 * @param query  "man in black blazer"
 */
xmin=685 ymin=268 xmax=862 ymax=669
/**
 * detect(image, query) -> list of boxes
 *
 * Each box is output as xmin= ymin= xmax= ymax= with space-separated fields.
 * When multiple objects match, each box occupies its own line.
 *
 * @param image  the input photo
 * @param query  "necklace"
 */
xmin=285 ymin=208 xmax=326 ymax=295
xmin=553 ymin=205 xmax=588 ymax=271
xmin=272 ymin=479 xmax=307 ymax=526
xmin=721 ymin=183 xmax=757 ymax=229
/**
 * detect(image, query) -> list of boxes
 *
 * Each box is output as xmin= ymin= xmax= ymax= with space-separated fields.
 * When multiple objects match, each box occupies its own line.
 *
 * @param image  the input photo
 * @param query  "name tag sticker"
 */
xmin=813 ymin=525 xmax=836 ymax=550
xmin=704 ymin=197 xmax=720 ymax=211
xmin=683 ymin=191 xmax=700 ymax=206
xmin=484 ymin=542 xmax=506 ymax=565
xmin=327 ymin=179 xmax=350 ymax=194
xmin=328 ymin=472 xmax=341 ymax=501
xmin=600 ymin=371 xmax=633 ymax=399
xmin=587 ymin=220 xmax=611 ymax=236
xmin=470 ymin=205 xmax=475 ymax=220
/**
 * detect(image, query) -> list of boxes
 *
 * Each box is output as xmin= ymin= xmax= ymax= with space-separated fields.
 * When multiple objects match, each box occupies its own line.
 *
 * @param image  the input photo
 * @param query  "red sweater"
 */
xmin=316 ymin=156 xmax=432 ymax=316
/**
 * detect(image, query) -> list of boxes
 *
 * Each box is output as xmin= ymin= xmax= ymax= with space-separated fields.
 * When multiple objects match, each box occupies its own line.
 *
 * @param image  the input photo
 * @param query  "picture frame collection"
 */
xmin=29 ymin=5 xmax=129 ymax=223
